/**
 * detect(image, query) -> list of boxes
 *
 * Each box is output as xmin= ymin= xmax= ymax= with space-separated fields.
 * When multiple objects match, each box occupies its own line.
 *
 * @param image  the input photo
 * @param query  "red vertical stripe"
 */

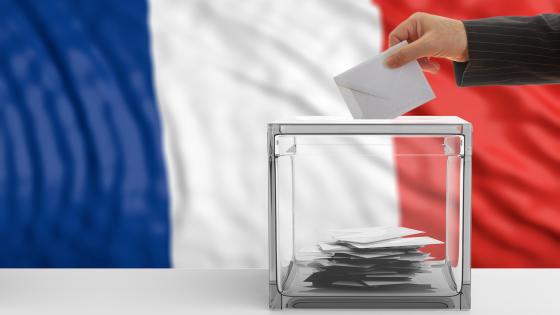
xmin=376 ymin=0 xmax=560 ymax=267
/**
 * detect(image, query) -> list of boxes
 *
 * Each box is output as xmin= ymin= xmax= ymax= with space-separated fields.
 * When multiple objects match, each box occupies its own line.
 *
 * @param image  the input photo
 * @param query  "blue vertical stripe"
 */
xmin=0 ymin=0 xmax=170 ymax=267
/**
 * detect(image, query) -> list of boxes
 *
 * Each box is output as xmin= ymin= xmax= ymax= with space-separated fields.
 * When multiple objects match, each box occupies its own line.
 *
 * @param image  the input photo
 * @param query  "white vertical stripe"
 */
xmin=149 ymin=0 xmax=398 ymax=268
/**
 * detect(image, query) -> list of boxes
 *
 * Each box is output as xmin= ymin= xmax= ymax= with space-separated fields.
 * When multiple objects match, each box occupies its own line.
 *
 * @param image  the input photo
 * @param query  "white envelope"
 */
xmin=345 ymin=236 xmax=443 ymax=249
xmin=318 ymin=243 xmax=351 ymax=252
xmin=334 ymin=41 xmax=435 ymax=119
xmin=330 ymin=226 xmax=423 ymax=244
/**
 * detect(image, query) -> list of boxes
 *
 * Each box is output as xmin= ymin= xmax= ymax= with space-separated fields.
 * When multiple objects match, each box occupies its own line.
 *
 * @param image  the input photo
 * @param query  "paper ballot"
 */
xmin=344 ymin=236 xmax=443 ymax=249
xmin=330 ymin=226 xmax=423 ymax=244
xmin=334 ymin=41 xmax=435 ymax=119
xmin=299 ymin=226 xmax=443 ymax=289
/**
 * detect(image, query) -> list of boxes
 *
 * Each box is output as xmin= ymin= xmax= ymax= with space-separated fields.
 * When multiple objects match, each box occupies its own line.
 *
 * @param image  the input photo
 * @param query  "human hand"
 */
xmin=384 ymin=12 xmax=468 ymax=73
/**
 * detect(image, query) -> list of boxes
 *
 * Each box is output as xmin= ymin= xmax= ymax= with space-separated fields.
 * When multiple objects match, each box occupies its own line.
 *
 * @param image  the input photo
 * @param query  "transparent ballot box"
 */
xmin=268 ymin=117 xmax=471 ymax=309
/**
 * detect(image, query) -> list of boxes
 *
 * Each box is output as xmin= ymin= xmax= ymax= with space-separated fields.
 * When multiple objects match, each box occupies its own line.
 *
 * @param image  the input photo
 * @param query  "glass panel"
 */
xmin=276 ymin=153 xmax=294 ymax=292
xmin=274 ymin=134 xmax=464 ymax=297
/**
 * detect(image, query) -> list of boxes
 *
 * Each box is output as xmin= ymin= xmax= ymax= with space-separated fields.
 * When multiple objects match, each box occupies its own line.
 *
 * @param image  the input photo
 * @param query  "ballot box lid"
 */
xmin=268 ymin=116 xmax=472 ymax=137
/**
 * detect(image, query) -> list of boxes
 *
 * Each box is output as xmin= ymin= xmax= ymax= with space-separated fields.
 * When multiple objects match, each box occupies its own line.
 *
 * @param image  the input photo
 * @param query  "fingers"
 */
xmin=384 ymin=37 xmax=433 ymax=68
xmin=418 ymin=58 xmax=440 ymax=74
xmin=388 ymin=18 xmax=414 ymax=47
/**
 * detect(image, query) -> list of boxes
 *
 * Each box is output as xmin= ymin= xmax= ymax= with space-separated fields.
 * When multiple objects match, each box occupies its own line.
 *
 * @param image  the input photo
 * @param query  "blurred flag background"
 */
xmin=0 ymin=0 xmax=558 ymax=267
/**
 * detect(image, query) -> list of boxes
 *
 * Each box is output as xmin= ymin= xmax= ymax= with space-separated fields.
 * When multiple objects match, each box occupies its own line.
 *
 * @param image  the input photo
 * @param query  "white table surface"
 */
xmin=0 ymin=268 xmax=558 ymax=315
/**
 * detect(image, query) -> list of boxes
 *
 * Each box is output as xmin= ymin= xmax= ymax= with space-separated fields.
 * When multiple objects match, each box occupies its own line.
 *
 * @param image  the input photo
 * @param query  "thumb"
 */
xmin=385 ymin=39 xmax=432 ymax=68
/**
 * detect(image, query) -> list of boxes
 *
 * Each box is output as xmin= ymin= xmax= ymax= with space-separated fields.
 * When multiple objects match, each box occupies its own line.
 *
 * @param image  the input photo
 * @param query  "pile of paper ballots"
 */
xmin=300 ymin=226 xmax=443 ymax=289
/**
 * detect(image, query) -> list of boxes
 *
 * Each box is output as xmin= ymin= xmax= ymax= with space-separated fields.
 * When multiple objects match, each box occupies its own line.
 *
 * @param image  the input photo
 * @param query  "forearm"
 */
xmin=454 ymin=14 xmax=560 ymax=86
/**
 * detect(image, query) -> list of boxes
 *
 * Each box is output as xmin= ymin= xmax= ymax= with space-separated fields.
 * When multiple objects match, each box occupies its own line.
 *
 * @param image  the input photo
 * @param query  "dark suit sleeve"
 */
xmin=454 ymin=14 xmax=560 ymax=86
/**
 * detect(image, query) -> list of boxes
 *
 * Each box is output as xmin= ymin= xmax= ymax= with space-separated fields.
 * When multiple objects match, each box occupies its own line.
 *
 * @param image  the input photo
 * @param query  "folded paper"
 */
xmin=334 ymin=41 xmax=435 ymax=119
xmin=299 ymin=226 xmax=442 ymax=289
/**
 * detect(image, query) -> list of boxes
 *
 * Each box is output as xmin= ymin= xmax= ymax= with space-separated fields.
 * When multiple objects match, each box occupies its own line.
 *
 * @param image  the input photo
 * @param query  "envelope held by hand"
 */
xmin=334 ymin=41 xmax=435 ymax=119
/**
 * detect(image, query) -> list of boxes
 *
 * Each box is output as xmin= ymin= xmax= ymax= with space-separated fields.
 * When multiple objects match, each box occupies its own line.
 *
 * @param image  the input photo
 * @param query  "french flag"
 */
xmin=0 ymin=0 xmax=557 ymax=268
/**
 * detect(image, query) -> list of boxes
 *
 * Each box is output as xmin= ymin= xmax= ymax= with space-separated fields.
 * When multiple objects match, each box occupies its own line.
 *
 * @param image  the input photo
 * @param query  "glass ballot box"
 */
xmin=268 ymin=116 xmax=471 ymax=309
